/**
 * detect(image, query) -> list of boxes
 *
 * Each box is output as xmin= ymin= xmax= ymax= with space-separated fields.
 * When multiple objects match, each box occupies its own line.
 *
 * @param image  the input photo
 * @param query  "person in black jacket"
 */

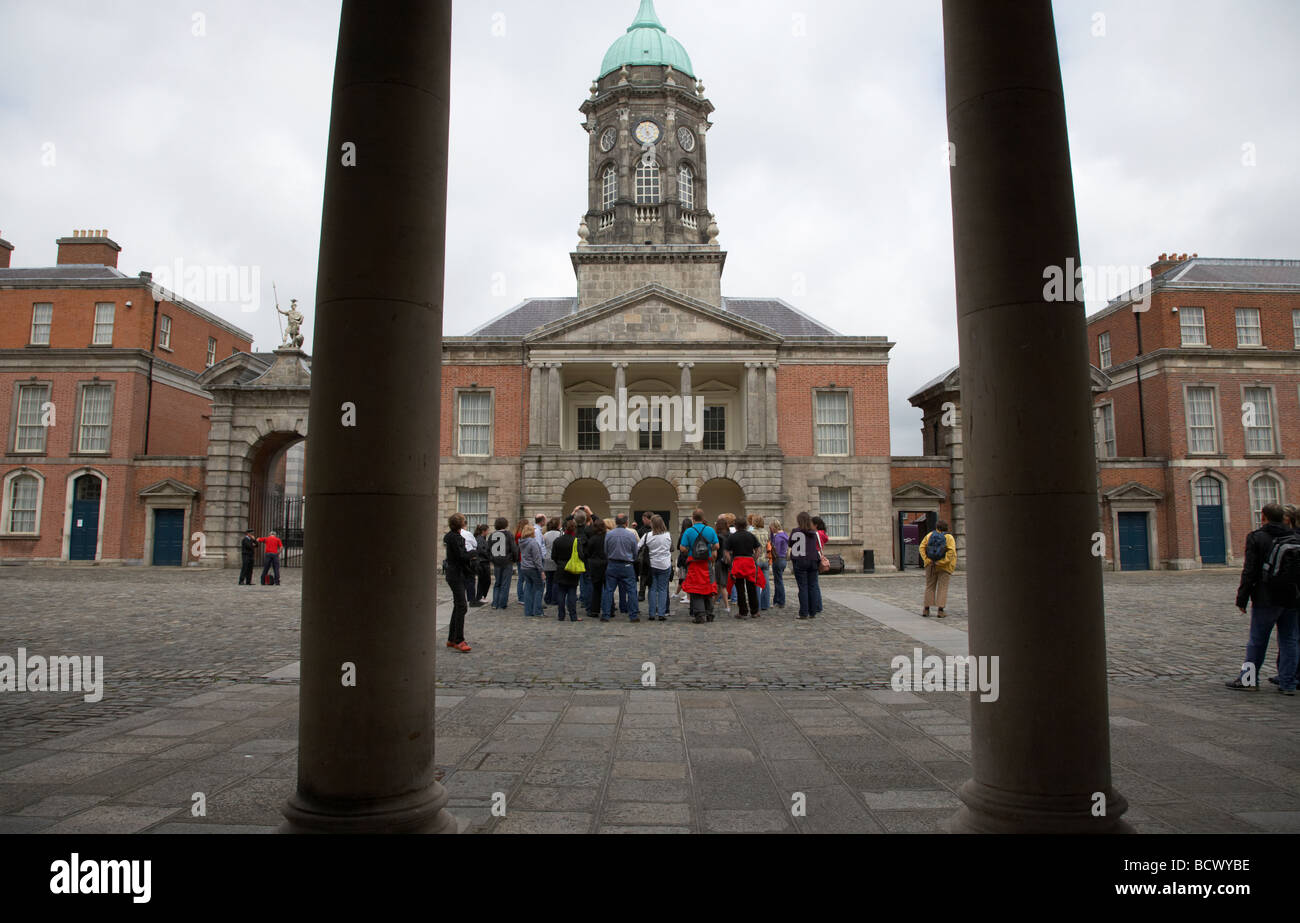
xmin=238 ymin=528 xmax=257 ymax=585
xmin=444 ymin=514 xmax=472 ymax=653
xmin=1226 ymin=503 xmax=1297 ymax=693
xmin=470 ymin=523 xmax=491 ymax=607
xmin=551 ymin=520 xmax=585 ymax=622
xmin=584 ymin=517 xmax=609 ymax=620
xmin=488 ymin=518 xmax=519 ymax=610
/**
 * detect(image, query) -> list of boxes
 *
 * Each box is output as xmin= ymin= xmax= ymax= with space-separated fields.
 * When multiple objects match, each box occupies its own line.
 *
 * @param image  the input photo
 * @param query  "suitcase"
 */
xmin=824 ymin=553 xmax=845 ymax=575
xmin=262 ymin=572 xmax=273 ymax=585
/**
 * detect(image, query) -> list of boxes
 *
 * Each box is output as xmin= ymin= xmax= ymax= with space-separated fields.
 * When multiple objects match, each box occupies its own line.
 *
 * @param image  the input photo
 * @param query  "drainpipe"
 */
xmin=144 ymin=291 xmax=160 ymax=455
xmin=1134 ymin=309 xmax=1147 ymax=457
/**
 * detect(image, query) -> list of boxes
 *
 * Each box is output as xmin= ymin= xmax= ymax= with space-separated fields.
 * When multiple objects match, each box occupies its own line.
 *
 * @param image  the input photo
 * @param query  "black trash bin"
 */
xmin=862 ymin=550 xmax=875 ymax=574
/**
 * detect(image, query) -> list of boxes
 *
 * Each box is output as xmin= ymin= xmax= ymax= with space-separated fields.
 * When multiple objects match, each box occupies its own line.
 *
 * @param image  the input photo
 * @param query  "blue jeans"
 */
xmin=1240 ymin=604 xmax=1298 ymax=690
xmin=772 ymin=556 xmax=786 ymax=606
xmin=260 ymin=553 xmax=280 ymax=585
xmin=492 ymin=563 xmax=513 ymax=608
xmin=517 ymin=563 xmax=526 ymax=601
xmin=794 ymin=565 xmax=821 ymax=617
xmin=556 ymin=583 xmax=578 ymax=621
xmin=604 ymin=560 xmax=639 ymax=619
xmin=520 ymin=567 xmax=544 ymax=617
xmin=579 ymin=573 xmax=591 ymax=609
xmin=758 ymin=562 xmax=771 ymax=610
xmin=544 ymin=570 xmax=557 ymax=604
xmin=648 ymin=567 xmax=670 ymax=618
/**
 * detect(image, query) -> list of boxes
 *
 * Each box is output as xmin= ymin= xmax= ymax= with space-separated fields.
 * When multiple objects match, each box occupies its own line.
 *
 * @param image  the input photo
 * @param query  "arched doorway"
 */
xmin=562 ymin=478 xmax=611 ymax=521
xmin=249 ymin=433 xmax=308 ymax=568
xmin=64 ymin=470 xmax=106 ymax=561
xmin=697 ymin=477 xmax=745 ymax=526
xmin=629 ymin=477 xmax=678 ymax=532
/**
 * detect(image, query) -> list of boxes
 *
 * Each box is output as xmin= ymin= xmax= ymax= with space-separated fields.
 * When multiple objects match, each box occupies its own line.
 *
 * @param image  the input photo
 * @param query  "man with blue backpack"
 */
xmin=919 ymin=520 xmax=957 ymax=618
xmin=679 ymin=509 xmax=720 ymax=624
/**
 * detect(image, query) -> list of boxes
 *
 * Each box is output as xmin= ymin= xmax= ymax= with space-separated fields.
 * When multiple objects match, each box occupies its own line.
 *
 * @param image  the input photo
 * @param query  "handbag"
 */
xmin=564 ymin=537 xmax=586 ymax=575
xmin=816 ymin=532 xmax=830 ymax=573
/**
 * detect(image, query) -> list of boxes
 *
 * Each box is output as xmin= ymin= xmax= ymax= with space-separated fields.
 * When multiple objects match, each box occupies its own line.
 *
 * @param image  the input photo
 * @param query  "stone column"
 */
xmin=679 ymin=361 xmax=698 ymax=450
xmin=612 ymin=362 xmax=628 ymax=449
xmin=527 ymin=363 xmax=542 ymax=448
xmin=942 ymin=0 xmax=1128 ymax=833
xmin=546 ymin=363 xmax=563 ymax=448
xmin=765 ymin=363 xmax=778 ymax=447
xmin=282 ymin=0 xmax=456 ymax=834
xmin=744 ymin=363 xmax=762 ymax=447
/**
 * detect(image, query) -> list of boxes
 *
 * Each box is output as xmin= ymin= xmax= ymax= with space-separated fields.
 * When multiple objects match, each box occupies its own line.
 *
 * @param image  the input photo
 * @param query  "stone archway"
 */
xmin=562 ymin=478 xmax=611 ymax=521
xmin=198 ymin=347 xmax=311 ymax=567
xmin=629 ymin=477 xmax=678 ymax=531
xmin=696 ymin=477 xmax=745 ymax=526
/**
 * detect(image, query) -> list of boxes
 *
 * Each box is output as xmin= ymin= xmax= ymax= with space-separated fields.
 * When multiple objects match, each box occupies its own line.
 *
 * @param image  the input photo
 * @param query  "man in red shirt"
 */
xmin=257 ymin=531 xmax=284 ymax=586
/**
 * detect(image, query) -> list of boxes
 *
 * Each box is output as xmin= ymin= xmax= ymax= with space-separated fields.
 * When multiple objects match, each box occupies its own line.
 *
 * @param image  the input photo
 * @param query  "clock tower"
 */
xmin=573 ymin=0 xmax=725 ymax=309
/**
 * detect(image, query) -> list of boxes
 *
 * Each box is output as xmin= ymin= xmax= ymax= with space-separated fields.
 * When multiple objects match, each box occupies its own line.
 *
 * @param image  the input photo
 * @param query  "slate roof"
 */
xmin=464 ymin=295 xmax=840 ymax=338
xmin=0 ymin=265 xmax=128 ymax=281
xmin=1166 ymin=259 xmax=1300 ymax=286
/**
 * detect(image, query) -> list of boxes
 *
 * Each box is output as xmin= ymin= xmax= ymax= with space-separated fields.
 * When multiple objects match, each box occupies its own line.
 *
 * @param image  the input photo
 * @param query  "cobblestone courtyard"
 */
xmin=1 ymin=566 xmax=1297 ymax=833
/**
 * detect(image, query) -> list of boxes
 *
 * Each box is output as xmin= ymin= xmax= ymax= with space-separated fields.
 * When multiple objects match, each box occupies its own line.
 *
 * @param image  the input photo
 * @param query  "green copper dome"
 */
xmin=598 ymin=0 xmax=695 ymax=79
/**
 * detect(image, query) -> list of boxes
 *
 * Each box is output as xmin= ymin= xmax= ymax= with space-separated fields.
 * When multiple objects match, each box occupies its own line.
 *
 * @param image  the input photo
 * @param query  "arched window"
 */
xmin=3 ymin=471 xmax=41 ymax=535
xmin=635 ymin=159 xmax=660 ymax=205
xmin=678 ymin=164 xmax=695 ymax=210
xmin=601 ymin=165 xmax=617 ymax=211
xmin=1249 ymin=473 xmax=1283 ymax=523
xmin=1194 ymin=475 xmax=1222 ymax=507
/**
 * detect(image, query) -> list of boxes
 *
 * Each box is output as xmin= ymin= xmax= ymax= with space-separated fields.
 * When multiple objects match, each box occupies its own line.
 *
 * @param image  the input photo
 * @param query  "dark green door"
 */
xmin=152 ymin=509 xmax=185 ymax=566
xmin=69 ymin=475 xmax=101 ymax=561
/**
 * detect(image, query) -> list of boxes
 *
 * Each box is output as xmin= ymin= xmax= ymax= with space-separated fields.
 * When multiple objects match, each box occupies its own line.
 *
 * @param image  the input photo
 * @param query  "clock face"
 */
xmin=634 ymin=120 xmax=661 ymax=145
xmin=677 ymin=127 xmax=696 ymax=152
xmin=600 ymin=127 xmax=617 ymax=152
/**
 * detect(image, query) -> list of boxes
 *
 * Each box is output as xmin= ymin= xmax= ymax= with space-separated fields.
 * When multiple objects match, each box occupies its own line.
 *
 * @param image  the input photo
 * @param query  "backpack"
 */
xmin=564 ymin=536 xmax=586 ymax=575
xmin=489 ymin=530 xmax=510 ymax=565
xmin=687 ymin=525 xmax=711 ymax=561
xmin=1263 ymin=533 xmax=1300 ymax=605
xmin=925 ymin=531 xmax=948 ymax=563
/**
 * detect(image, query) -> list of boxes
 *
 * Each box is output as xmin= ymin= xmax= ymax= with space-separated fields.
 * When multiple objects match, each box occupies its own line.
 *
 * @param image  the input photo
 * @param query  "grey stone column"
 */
xmin=546 ymin=363 xmax=563 ymax=448
xmin=679 ymin=361 xmax=698 ymax=450
xmin=942 ymin=0 xmax=1128 ymax=833
xmin=947 ymin=401 xmax=966 ymax=568
xmin=527 ymin=363 xmax=542 ymax=448
xmin=765 ymin=363 xmax=778 ymax=447
xmin=281 ymin=0 xmax=456 ymax=834
xmin=612 ymin=362 xmax=628 ymax=448
xmin=744 ymin=363 xmax=761 ymax=447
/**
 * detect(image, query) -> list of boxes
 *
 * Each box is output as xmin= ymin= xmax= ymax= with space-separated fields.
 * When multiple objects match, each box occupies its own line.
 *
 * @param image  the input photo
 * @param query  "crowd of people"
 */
xmin=440 ymin=506 xmax=837 ymax=652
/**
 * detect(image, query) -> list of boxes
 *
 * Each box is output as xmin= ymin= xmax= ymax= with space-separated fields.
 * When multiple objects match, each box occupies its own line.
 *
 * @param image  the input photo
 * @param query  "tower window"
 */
xmin=602 ymin=166 xmax=617 ymax=210
xmin=678 ymin=165 xmax=694 ymax=210
xmin=635 ymin=160 xmax=660 ymax=205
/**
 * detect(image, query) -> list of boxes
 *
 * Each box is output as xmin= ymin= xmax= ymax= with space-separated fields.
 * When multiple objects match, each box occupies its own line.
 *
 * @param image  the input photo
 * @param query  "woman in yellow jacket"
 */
xmin=919 ymin=520 xmax=957 ymax=618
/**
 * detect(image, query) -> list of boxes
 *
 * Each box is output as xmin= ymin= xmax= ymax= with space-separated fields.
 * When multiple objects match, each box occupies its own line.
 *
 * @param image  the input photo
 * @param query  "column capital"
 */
xmin=611 ymin=361 xmax=629 ymax=370
xmin=677 ymin=361 xmax=695 ymax=369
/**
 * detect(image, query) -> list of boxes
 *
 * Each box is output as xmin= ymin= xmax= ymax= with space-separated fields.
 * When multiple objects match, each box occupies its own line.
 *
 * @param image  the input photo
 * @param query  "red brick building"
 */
xmin=0 ymin=230 xmax=253 ymax=564
xmin=908 ymin=254 xmax=1300 ymax=571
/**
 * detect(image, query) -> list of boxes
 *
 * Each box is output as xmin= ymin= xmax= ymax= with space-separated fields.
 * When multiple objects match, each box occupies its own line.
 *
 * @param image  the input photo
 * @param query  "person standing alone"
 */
xmin=443 ymin=513 xmax=472 ymax=652
xmin=919 ymin=520 xmax=956 ymax=617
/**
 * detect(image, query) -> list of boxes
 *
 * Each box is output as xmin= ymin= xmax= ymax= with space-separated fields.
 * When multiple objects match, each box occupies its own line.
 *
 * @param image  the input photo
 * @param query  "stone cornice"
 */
xmin=570 ymin=246 xmax=725 ymax=267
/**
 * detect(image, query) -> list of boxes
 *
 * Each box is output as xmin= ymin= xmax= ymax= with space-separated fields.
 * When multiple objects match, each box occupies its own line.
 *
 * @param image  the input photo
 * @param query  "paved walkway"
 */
xmin=0 ymin=567 xmax=1296 ymax=833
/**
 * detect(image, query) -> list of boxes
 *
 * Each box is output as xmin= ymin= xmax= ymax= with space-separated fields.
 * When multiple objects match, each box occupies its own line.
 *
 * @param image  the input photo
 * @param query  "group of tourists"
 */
xmin=441 ymin=506 xmax=837 ymax=652
xmin=1225 ymin=503 xmax=1300 ymax=695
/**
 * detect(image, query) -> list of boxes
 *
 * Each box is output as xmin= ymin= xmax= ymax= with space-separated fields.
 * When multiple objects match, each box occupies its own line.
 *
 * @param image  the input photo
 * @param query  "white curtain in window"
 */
xmin=79 ymin=385 xmax=112 ymax=452
xmin=9 ymin=475 xmax=38 ymax=533
xmin=814 ymin=392 xmax=849 ymax=455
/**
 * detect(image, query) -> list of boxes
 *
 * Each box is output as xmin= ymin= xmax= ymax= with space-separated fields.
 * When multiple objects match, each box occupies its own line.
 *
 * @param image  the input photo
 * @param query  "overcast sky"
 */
xmin=2 ymin=0 xmax=1297 ymax=454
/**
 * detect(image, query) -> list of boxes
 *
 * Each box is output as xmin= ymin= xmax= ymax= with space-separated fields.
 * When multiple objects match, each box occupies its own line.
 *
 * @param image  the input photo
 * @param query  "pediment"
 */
xmin=525 ymin=284 xmax=783 ymax=346
xmin=138 ymin=478 xmax=200 ymax=499
xmin=1103 ymin=481 xmax=1163 ymax=502
xmin=564 ymin=379 xmax=607 ymax=394
xmin=198 ymin=352 xmax=269 ymax=388
xmin=893 ymin=481 xmax=947 ymax=501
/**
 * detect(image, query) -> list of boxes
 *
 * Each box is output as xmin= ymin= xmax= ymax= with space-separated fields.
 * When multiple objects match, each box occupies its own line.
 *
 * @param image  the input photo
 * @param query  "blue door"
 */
xmin=69 ymin=475 xmax=101 ymax=561
xmin=153 ymin=509 xmax=185 ymax=566
xmin=1194 ymin=477 xmax=1226 ymax=565
xmin=1117 ymin=511 xmax=1150 ymax=571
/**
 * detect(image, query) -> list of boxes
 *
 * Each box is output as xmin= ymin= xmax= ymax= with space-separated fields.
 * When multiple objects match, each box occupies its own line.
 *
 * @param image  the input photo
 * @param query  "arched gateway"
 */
xmin=197 ymin=346 xmax=311 ymax=568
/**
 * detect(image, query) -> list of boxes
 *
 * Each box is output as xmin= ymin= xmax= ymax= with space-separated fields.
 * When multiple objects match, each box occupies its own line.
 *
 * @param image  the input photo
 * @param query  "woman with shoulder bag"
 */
xmin=790 ymin=511 xmax=824 ymax=620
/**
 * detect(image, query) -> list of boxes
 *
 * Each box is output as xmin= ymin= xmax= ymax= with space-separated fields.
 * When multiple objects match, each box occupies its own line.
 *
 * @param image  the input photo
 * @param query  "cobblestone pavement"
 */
xmin=1 ymin=565 xmax=1297 ymax=834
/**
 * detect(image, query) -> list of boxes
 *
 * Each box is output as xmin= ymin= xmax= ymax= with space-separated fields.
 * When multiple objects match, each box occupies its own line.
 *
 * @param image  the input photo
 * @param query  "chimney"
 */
xmin=1149 ymin=251 xmax=1196 ymax=277
xmin=0 ymin=232 xmax=12 ymax=269
xmin=56 ymin=229 xmax=121 ymax=267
